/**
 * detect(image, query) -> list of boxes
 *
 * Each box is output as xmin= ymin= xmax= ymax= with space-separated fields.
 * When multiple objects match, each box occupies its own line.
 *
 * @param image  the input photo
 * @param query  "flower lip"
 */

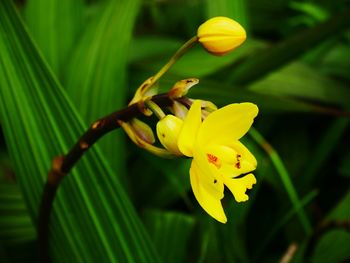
xmin=233 ymin=171 xmax=252 ymax=179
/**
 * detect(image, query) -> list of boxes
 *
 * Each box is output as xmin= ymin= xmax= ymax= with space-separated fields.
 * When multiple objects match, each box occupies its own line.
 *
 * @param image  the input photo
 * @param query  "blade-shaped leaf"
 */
xmin=128 ymin=36 xmax=182 ymax=63
xmin=311 ymin=230 xmax=350 ymax=263
xmin=64 ymin=0 xmax=141 ymax=177
xmin=228 ymin=7 xmax=350 ymax=85
xmin=204 ymin=0 xmax=250 ymax=31
xmin=327 ymin=191 xmax=350 ymax=220
xmin=321 ymin=43 xmax=350 ymax=80
xmin=24 ymin=0 xmax=84 ymax=75
xmin=128 ymin=149 xmax=191 ymax=208
xmin=0 ymin=182 xmax=36 ymax=244
xmin=0 ymin=1 xmax=159 ymax=262
xmin=249 ymin=62 xmax=350 ymax=107
xmin=301 ymin=118 xmax=349 ymax=190
xmin=307 ymin=191 xmax=350 ymax=262
xmin=133 ymin=40 xmax=265 ymax=79
xmin=143 ymin=210 xmax=195 ymax=263
xmin=153 ymin=77 xmax=330 ymax=114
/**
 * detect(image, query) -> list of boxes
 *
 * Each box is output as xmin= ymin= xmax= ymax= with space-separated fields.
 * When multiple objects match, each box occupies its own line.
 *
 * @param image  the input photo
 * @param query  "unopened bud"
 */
xmin=156 ymin=115 xmax=183 ymax=156
xmin=172 ymin=101 xmax=189 ymax=120
xmin=197 ymin=17 xmax=246 ymax=56
xmin=130 ymin=118 xmax=155 ymax=144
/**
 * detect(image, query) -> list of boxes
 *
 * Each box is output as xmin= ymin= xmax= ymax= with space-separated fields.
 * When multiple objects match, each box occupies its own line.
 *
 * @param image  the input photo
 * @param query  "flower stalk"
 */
xmin=148 ymin=36 xmax=198 ymax=88
xmin=39 ymin=16 xmax=250 ymax=262
xmin=38 ymin=93 xmax=174 ymax=262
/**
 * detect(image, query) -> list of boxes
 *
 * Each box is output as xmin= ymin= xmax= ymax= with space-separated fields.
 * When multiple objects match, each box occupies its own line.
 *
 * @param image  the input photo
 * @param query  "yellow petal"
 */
xmin=190 ymin=160 xmax=227 ymax=223
xmin=224 ymin=173 xmax=256 ymax=202
xmin=204 ymin=144 xmax=237 ymax=164
xmin=192 ymin=151 xmax=224 ymax=200
xmin=178 ymin=100 xmax=202 ymax=157
xmin=198 ymin=103 xmax=258 ymax=145
xmin=229 ymin=141 xmax=257 ymax=174
xmin=210 ymin=141 xmax=257 ymax=177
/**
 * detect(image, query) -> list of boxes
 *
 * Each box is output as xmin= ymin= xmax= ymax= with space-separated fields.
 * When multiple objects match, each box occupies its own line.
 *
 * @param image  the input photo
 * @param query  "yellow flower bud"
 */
xmin=156 ymin=115 xmax=183 ymax=156
xmin=197 ymin=16 xmax=246 ymax=56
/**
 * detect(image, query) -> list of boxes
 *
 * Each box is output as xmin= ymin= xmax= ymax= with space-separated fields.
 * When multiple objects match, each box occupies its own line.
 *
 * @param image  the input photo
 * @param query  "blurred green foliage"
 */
xmin=1 ymin=0 xmax=350 ymax=262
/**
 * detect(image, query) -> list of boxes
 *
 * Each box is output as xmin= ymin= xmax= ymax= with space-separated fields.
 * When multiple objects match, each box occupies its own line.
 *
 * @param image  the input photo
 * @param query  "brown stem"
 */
xmin=38 ymin=93 xmax=173 ymax=262
xmin=38 ymin=173 xmax=62 ymax=263
xmin=61 ymin=93 xmax=172 ymax=173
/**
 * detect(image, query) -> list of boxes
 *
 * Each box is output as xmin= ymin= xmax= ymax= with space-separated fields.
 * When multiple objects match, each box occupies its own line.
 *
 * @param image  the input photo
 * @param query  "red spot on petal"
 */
xmin=235 ymin=154 xmax=241 ymax=169
xmin=207 ymin=153 xmax=221 ymax=168
xmin=207 ymin=153 xmax=217 ymax=162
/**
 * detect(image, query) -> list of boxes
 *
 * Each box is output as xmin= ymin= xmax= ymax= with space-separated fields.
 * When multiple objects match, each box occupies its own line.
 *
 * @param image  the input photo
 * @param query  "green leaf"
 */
xmin=128 ymin=37 xmax=182 ymax=63
xmin=0 ymin=182 xmax=36 ymax=244
xmin=289 ymin=2 xmax=329 ymax=23
xmin=311 ymin=230 xmax=350 ymax=263
xmin=135 ymin=40 xmax=265 ymax=79
xmin=204 ymin=0 xmax=250 ymax=31
xmin=321 ymin=43 xmax=350 ymax=81
xmin=171 ymin=40 xmax=264 ymax=78
xmin=146 ymin=0 xmax=202 ymax=37
xmin=24 ymin=0 xmax=84 ymax=74
xmin=327 ymin=191 xmax=350 ymax=220
xmin=228 ymin=7 xmax=350 ymax=85
xmin=249 ymin=62 xmax=350 ymax=107
xmin=308 ymin=191 xmax=350 ymax=263
xmin=301 ymin=118 xmax=349 ymax=190
xmin=249 ymin=128 xmax=312 ymax=234
xmin=157 ymin=77 xmax=328 ymax=114
xmin=128 ymin=150 xmax=191 ymax=208
xmin=0 ymin=1 xmax=159 ymax=262
xmin=254 ymin=190 xmax=318 ymax=260
xmin=140 ymin=153 xmax=191 ymax=207
xmin=64 ymin=0 xmax=141 ymax=177
xmin=247 ymin=0 xmax=289 ymax=35
xmin=143 ymin=210 xmax=195 ymax=263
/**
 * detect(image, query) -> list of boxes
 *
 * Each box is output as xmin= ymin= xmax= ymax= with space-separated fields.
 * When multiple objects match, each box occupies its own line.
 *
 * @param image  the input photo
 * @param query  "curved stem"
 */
xmin=38 ymin=176 xmax=60 ymax=263
xmin=148 ymin=36 xmax=198 ymax=87
xmin=38 ymin=93 xmax=174 ymax=262
xmin=38 ymin=36 xmax=198 ymax=263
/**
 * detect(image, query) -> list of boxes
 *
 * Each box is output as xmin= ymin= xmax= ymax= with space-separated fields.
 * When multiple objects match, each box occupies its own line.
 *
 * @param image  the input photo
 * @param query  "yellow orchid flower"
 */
xmin=178 ymin=100 xmax=258 ymax=223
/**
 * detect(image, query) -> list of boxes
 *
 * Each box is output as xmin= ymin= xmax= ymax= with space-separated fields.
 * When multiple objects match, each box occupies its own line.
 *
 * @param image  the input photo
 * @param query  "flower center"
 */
xmin=207 ymin=153 xmax=221 ymax=168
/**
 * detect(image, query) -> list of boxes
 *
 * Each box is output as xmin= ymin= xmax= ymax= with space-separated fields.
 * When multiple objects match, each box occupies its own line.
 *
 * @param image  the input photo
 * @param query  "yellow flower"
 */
xmin=178 ymin=100 xmax=258 ymax=223
xmin=197 ymin=16 xmax=246 ymax=56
